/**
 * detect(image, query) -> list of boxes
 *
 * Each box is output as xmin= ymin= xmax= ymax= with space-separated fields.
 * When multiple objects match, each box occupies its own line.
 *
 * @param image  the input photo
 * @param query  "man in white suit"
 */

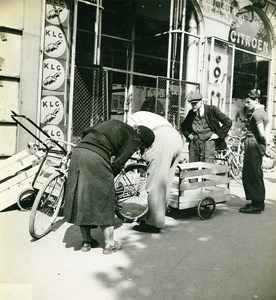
xmin=128 ymin=111 xmax=183 ymax=233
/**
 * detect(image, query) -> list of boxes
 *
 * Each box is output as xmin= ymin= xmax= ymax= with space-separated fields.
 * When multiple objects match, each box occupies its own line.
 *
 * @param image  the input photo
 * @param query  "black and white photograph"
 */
xmin=0 ymin=0 xmax=276 ymax=299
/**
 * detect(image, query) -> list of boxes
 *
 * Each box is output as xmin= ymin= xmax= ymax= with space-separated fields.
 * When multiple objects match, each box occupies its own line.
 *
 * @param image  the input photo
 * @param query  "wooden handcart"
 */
xmin=168 ymin=162 xmax=230 ymax=219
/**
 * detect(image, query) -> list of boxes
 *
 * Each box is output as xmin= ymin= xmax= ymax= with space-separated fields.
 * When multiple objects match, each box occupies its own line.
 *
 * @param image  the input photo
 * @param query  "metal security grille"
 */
xmin=156 ymin=77 xmax=199 ymax=130
xmin=72 ymin=66 xmax=108 ymax=140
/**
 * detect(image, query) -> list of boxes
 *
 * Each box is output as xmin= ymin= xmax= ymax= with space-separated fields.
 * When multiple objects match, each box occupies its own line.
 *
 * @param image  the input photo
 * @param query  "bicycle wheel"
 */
xmin=262 ymin=147 xmax=276 ymax=172
xmin=115 ymin=163 xmax=148 ymax=223
xmin=29 ymin=172 xmax=65 ymax=239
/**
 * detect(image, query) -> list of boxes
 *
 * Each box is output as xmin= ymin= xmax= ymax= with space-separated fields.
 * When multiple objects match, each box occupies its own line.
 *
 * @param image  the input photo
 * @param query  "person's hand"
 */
xmin=209 ymin=133 xmax=219 ymax=140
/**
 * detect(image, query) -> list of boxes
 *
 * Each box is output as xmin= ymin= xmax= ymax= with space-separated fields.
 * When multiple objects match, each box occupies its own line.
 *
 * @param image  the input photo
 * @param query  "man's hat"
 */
xmin=188 ymin=92 xmax=203 ymax=103
xmin=136 ymin=125 xmax=155 ymax=148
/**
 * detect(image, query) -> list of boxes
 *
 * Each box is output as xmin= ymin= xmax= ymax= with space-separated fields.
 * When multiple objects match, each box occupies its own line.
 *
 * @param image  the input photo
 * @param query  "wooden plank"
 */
xmin=202 ymin=174 xmax=230 ymax=184
xmin=0 ymin=163 xmax=56 ymax=193
xmin=0 ymin=165 xmax=40 ymax=193
xmin=0 ymin=149 xmax=30 ymax=168
xmin=0 ymin=181 xmax=34 ymax=211
xmin=180 ymin=177 xmax=230 ymax=191
xmin=168 ymin=185 xmax=230 ymax=210
xmin=177 ymin=161 xmax=228 ymax=170
xmin=179 ymin=165 xmax=229 ymax=179
xmin=0 ymin=150 xmax=45 ymax=182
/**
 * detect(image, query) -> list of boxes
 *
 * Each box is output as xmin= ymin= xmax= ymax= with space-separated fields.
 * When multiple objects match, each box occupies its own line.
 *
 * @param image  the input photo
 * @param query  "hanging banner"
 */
xmin=40 ymin=0 xmax=72 ymax=141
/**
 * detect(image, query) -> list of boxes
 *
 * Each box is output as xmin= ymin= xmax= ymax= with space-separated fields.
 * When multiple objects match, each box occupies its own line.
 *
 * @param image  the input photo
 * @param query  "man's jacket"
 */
xmin=180 ymin=104 xmax=232 ymax=150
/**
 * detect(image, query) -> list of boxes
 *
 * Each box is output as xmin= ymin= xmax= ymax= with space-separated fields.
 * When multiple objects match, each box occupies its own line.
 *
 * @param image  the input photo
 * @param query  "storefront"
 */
xmin=0 ymin=0 xmax=275 ymax=158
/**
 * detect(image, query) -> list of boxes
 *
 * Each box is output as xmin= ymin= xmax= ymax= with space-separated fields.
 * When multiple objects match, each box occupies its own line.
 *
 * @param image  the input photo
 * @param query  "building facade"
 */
xmin=0 ymin=0 xmax=276 ymax=158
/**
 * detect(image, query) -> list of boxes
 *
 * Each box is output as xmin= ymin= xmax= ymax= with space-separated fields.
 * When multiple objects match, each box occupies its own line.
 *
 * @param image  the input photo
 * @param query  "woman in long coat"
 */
xmin=63 ymin=120 xmax=155 ymax=254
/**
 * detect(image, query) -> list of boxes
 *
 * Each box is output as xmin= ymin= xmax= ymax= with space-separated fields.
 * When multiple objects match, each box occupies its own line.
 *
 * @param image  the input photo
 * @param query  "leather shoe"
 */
xmin=239 ymin=206 xmax=262 ymax=214
xmin=133 ymin=223 xmax=161 ymax=233
xmin=81 ymin=239 xmax=99 ymax=252
xmin=244 ymin=203 xmax=265 ymax=211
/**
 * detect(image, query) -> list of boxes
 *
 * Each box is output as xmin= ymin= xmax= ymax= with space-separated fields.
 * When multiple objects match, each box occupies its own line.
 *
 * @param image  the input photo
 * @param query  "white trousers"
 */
xmin=144 ymin=126 xmax=183 ymax=228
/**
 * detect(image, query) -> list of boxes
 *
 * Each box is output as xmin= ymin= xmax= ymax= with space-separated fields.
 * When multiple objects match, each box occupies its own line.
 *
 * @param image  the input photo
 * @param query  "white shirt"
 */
xmin=127 ymin=111 xmax=172 ymax=129
xmin=197 ymin=104 xmax=204 ymax=117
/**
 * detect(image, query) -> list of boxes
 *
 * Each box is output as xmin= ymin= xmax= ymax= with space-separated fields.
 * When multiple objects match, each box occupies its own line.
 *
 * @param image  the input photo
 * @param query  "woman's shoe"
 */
xmin=103 ymin=241 xmax=122 ymax=255
xmin=81 ymin=239 xmax=99 ymax=252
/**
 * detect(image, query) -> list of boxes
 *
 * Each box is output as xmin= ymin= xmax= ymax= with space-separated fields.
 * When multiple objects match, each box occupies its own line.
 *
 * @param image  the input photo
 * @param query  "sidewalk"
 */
xmin=0 ymin=173 xmax=276 ymax=300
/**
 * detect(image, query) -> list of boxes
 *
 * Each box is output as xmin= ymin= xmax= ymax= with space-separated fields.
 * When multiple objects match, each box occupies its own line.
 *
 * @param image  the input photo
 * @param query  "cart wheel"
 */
xmin=197 ymin=197 xmax=216 ymax=220
xmin=17 ymin=189 xmax=37 ymax=211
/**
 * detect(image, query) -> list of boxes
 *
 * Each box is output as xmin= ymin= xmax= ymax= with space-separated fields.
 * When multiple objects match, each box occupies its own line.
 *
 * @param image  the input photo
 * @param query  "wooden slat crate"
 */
xmin=168 ymin=162 xmax=231 ymax=210
xmin=0 ymin=149 xmax=62 ymax=211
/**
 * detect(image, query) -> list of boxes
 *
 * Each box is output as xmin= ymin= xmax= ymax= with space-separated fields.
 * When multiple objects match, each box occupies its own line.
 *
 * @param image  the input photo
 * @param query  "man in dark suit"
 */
xmin=180 ymin=92 xmax=232 ymax=163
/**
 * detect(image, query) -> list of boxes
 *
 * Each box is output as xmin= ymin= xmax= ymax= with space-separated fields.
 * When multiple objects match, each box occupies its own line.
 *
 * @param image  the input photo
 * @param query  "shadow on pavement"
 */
xmin=62 ymin=219 xmax=124 ymax=251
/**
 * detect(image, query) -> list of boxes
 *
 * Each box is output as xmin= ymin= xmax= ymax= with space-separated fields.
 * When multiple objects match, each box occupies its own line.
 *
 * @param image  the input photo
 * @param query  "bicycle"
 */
xmin=261 ymin=141 xmax=276 ymax=172
xmin=28 ymin=139 xmax=74 ymax=239
xmin=214 ymin=135 xmax=244 ymax=184
xmin=28 ymin=143 xmax=148 ymax=239
xmin=215 ymin=135 xmax=276 ymax=185
xmin=11 ymin=111 xmax=149 ymax=239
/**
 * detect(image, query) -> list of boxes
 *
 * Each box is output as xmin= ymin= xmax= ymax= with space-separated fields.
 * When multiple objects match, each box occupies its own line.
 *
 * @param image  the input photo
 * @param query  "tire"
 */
xmin=228 ymin=154 xmax=243 ymax=184
xmin=262 ymin=147 xmax=276 ymax=172
xmin=17 ymin=188 xmax=37 ymax=211
xmin=29 ymin=172 xmax=65 ymax=239
xmin=197 ymin=197 xmax=216 ymax=220
xmin=114 ymin=163 xmax=148 ymax=223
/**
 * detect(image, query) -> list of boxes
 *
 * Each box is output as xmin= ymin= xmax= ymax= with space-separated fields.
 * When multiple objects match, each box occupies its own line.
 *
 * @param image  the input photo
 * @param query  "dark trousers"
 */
xmin=242 ymin=136 xmax=265 ymax=207
xmin=189 ymin=138 xmax=215 ymax=163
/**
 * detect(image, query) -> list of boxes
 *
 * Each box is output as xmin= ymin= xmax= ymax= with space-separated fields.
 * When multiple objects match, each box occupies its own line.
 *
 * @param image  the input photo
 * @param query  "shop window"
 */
xmin=75 ymin=2 xmax=96 ymax=67
xmin=233 ymin=51 xmax=269 ymax=103
xmin=134 ymin=0 xmax=170 ymax=77
xmin=134 ymin=34 xmax=169 ymax=77
xmin=102 ymin=0 xmax=133 ymax=39
xmin=101 ymin=36 xmax=130 ymax=70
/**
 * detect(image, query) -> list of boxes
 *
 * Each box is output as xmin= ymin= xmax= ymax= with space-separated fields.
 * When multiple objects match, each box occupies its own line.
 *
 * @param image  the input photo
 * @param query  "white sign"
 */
xmin=46 ymin=0 xmax=69 ymax=25
xmin=41 ymin=96 xmax=64 ymax=124
xmin=44 ymin=25 xmax=67 ymax=58
xmin=43 ymin=124 xmax=65 ymax=140
xmin=42 ymin=58 xmax=65 ymax=90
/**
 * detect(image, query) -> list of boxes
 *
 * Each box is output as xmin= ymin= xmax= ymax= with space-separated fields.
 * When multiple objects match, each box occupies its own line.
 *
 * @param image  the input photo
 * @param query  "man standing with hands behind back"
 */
xmin=180 ymin=91 xmax=232 ymax=163
xmin=239 ymin=89 xmax=269 ymax=214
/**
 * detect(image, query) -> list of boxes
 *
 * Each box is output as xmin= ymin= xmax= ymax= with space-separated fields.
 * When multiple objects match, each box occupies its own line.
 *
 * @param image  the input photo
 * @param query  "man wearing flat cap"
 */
xmin=180 ymin=91 xmax=232 ymax=163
